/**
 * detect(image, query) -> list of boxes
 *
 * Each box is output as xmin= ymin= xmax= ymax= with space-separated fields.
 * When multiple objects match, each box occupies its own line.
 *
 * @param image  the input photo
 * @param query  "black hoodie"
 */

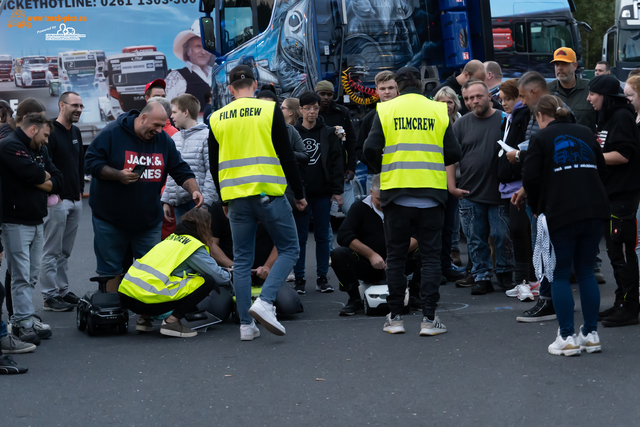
xmin=596 ymin=103 xmax=640 ymax=201
xmin=294 ymin=115 xmax=344 ymax=198
xmin=85 ymin=110 xmax=195 ymax=231
xmin=47 ymin=120 xmax=84 ymax=201
xmin=523 ymin=119 xmax=610 ymax=232
xmin=0 ymin=127 xmax=64 ymax=225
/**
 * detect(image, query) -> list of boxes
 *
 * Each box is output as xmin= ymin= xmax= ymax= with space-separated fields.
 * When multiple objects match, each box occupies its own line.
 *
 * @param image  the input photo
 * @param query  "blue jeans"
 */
xmin=174 ymin=200 xmax=196 ymax=224
xmin=294 ymin=197 xmax=331 ymax=280
xmin=92 ymin=217 xmax=161 ymax=275
xmin=228 ymin=195 xmax=299 ymax=325
xmin=341 ymin=179 xmax=355 ymax=216
xmin=459 ymin=199 xmax=514 ymax=281
xmin=441 ymin=192 xmax=459 ymax=272
xmin=549 ymin=219 xmax=602 ymax=338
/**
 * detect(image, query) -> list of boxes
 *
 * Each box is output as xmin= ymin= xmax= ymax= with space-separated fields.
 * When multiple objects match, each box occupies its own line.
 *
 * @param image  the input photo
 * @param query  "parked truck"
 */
xmin=603 ymin=0 xmax=640 ymax=81
xmin=14 ymin=56 xmax=52 ymax=88
xmin=0 ymin=55 xmax=13 ymax=82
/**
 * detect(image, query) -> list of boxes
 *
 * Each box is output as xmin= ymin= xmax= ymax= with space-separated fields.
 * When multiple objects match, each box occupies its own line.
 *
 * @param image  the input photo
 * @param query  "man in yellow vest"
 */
xmin=364 ymin=67 xmax=461 ymax=336
xmin=208 ymin=65 xmax=307 ymax=341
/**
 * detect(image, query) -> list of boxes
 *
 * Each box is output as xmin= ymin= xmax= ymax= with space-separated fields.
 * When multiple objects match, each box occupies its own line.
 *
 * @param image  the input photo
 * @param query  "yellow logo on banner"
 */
xmin=6 ymin=9 xmax=31 ymax=29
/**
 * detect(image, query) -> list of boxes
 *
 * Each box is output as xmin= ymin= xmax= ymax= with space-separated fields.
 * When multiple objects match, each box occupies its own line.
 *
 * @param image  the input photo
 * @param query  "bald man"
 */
xmin=85 ymin=99 xmax=202 ymax=292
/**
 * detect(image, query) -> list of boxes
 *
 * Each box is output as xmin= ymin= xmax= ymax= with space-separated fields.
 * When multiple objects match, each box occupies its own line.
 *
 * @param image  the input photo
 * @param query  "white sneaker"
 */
xmin=576 ymin=326 xmax=601 ymax=353
xmin=382 ymin=313 xmax=405 ymax=334
xmin=420 ymin=315 xmax=447 ymax=336
xmin=248 ymin=297 xmax=286 ymax=336
xmin=518 ymin=285 xmax=535 ymax=302
xmin=240 ymin=321 xmax=261 ymax=341
xmin=286 ymin=272 xmax=295 ymax=282
xmin=548 ymin=329 xmax=581 ymax=356
xmin=505 ymin=281 xmax=540 ymax=301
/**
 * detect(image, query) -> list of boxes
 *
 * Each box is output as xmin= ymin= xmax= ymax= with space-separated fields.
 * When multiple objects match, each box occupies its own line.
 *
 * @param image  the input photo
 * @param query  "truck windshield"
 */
xmin=529 ymin=22 xmax=573 ymax=53
xmin=221 ymin=0 xmax=254 ymax=55
xmin=0 ymin=61 xmax=11 ymax=65
xmin=111 ymin=69 xmax=165 ymax=86
xmin=24 ymin=58 xmax=46 ymax=65
xmin=619 ymin=29 xmax=640 ymax=61
xmin=65 ymin=60 xmax=97 ymax=69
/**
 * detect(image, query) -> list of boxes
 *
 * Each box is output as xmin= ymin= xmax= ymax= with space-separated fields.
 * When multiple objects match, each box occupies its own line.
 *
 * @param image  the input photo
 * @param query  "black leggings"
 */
xmin=509 ymin=202 xmax=535 ymax=283
xmin=120 ymin=276 xmax=216 ymax=319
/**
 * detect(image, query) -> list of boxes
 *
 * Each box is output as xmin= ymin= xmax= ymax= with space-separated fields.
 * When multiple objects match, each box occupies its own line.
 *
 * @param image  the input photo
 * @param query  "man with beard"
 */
xmin=39 ymin=92 xmax=85 ymax=312
xmin=547 ymin=47 xmax=596 ymax=133
xmin=447 ymin=80 xmax=515 ymax=296
xmin=165 ymin=20 xmax=214 ymax=110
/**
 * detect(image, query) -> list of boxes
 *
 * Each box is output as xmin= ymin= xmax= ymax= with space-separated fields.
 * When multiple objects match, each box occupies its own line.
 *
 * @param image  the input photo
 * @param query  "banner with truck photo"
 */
xmin=0 ymin=1 xmax=212 ymax=140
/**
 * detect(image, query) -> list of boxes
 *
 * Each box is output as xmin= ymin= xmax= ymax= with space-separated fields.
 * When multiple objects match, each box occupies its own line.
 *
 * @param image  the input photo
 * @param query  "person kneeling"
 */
xmin=331 ymin=175 xmax=418 ymax=316
xmin=119 ymin=208 xmax=231 ymax=338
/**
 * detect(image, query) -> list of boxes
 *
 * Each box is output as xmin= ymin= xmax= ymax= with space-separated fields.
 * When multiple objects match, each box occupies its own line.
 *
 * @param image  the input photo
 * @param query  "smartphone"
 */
xmin=131 ymin=164 xmax=146 ymax=176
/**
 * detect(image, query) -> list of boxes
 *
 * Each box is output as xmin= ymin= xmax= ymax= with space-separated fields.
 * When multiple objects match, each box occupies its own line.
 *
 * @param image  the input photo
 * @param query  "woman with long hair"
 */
xmin=119 ymin=208 xmax=231 ymax=338
xmin=523 ymin=95 xmax=609 ymax=356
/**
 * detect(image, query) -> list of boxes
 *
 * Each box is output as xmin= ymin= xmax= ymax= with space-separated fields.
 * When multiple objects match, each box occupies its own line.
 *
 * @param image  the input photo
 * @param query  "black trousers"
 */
xmin=331 ymin=246 xmax=387 ymax=296
xmin=120 ymin=276 xmax=216 ymax=319
xmin=383 ymin=202 xmax=444 ymax=318
xmin=605 ymin=198 xmax=640 ymax=310
xmin=509 ymin=202 xmax=535 ymax=283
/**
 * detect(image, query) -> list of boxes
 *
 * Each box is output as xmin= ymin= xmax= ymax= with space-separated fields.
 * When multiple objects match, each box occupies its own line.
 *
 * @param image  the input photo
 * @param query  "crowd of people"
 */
xmin=1 ymin=46 xmax=639 ymax=374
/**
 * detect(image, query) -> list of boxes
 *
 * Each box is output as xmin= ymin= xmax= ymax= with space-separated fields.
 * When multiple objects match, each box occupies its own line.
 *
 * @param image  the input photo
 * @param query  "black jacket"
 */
xmin=319 ymin=101 xmax=357 ymax=173
xmin=337 ymin=197 xmax=386 ymax=258
xmin=48 ymin=120 xmax=84 ymax=201
xmin=0 ymin=123 xmax=12 ymax=139
xmin=522 ymin=119 xmax=609 ymax=231
xmin=597 ymin=103 xmax=640 ymax=201
xmin=0 ymin=127 xmax=64 ymax=225
xmin=294 ymin=116 xmax=344 ymax=197
xmin=363 ymin=87 xmax=462 ymax=207
xmin=355 ymin=109 xmax=377 ymax=174
xmin=548 ymin=77 xmax=597 ymax=133
xmin=497 ymin=103 xmax=530 ymax=184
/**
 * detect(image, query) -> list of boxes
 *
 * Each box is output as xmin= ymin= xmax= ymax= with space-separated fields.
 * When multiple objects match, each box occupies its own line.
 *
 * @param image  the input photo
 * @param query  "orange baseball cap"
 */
xmin=551 ymin=47 xmax=577 ymax=63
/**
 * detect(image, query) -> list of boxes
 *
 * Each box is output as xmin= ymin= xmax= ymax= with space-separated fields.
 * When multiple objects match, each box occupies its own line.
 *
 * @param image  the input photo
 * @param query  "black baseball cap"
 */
xmin=588 ymin=75 xmax=626 ymax=98
xmin=229 ymin=65 xmax=255 ymax=84
xmin=395 ymin=66 xmax=420 ymax=82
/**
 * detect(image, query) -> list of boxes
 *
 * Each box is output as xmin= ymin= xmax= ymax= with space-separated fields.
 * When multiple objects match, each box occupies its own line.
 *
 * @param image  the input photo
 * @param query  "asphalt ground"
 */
xmin=2 ymin=193 xmax=640 ymax=427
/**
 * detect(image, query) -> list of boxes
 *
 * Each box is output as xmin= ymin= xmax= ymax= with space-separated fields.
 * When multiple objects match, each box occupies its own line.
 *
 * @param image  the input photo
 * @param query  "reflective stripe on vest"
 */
xmin=209 ymin=98 xmax=287 ymax=201
xmin=119 ymin=234 xmax=208 ymax=304
xmin=377 ymin=93 xmax=449 ymax=191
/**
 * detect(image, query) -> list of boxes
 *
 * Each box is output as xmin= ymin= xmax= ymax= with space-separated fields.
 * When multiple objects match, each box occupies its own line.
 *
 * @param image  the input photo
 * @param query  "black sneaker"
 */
xmin=471 ymin=280 xmax=494 ymax=295
xmin=61 ymin=291 xmax=80 ymax=306
xmin=602 ymin=306 xmax=640 ymax=327
xmin=294 ymin=277 xmax=306 ymax=295
xmin=455 ymin=274 xmax=475 ymax=288
xmin=0 ymin=355 xmax=28 ymax=375
xmin=43 ymin=297 xmax=74 ymax=312
xmin=516 ymin=298 xmax=557 ymax=322
xmin=496 ymin=272 xmax=514 ymax=290
xmin=316 ymin=277 xmax=334 ymax=293
xmin=598 ymin=303 xmax=622 ymax=321
xmin=443 ymin=268 xmax=466 ymax=282
xmin=13 ymin=324 xmax=41 ymax=346
xmin=339 ymin=298 xmax=363 ymax=316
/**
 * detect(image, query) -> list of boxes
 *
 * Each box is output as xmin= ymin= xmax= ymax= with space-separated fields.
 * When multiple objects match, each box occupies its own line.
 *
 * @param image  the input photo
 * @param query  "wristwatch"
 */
xmin=515 ymin=151 xmax=521 ymax=162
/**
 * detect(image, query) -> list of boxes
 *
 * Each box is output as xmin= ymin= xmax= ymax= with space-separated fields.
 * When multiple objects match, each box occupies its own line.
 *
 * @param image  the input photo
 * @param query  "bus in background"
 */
xmin=603 ymin=0 xmax=640 ymax=81
xmin=98 ymin=46 xmax=167 ymax=120
xmin=491 ymin=0 xmax=591 ymax=78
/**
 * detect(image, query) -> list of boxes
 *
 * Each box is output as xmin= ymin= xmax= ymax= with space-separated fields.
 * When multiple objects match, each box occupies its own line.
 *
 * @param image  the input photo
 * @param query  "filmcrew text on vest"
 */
xmin=219 ymin=107 xmax=263 ymax=120
xmin=393 ymin=117 xmax=436 ymax=131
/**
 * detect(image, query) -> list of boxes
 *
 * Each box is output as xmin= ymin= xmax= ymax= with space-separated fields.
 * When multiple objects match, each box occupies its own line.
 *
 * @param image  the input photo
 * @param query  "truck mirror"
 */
xmin=200 ymin=0 xmax=215 ymax=14
xmin=578 ymin=21 xmax=592 ymax=32
xmin=200 ymin=16 xmax=216 ymax=52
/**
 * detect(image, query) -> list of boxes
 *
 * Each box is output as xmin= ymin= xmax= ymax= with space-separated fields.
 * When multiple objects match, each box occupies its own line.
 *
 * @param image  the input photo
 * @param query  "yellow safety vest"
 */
xmin=209 ymin=97 xmax=287 ymax=202
xmin=377 ymin=93 xmax=448 ymax=191
xmin=119 ymin=234 xmax=209 ymax=304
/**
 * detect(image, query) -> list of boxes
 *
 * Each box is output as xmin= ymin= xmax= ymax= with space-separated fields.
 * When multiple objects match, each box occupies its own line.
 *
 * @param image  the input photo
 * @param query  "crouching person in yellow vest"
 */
xmin=119 ymin=208 xmax=232 ymax=338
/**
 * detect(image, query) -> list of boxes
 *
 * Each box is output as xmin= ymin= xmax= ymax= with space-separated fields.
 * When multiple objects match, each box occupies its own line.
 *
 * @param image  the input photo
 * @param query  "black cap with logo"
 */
xmin=229 ymin=65 xmax=255 ymax=84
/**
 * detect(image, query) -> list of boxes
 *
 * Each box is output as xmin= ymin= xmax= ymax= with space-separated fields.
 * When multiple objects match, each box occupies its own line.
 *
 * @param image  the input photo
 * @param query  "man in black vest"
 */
xmin=166 ymin=20 xmax=214 ymax=110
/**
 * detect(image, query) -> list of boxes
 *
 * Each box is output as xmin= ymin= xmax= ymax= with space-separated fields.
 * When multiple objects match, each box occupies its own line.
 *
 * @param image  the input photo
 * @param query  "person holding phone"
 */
xmin=85 ymin=98 xmax=203 ymax=293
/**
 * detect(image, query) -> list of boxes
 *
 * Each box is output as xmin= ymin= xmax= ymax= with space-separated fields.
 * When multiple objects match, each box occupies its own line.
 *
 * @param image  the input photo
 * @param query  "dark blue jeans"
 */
xmin=441 ymin=192 xmax=459 ymax=272
xmin=549 ymin=219 xmax=602 ymax=338
xmin=294 ymin=197 xmax=331 ymax=280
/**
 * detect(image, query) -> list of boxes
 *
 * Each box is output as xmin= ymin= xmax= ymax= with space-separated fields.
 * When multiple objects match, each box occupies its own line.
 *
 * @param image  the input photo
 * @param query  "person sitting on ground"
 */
xmin=118 ymin=208 xmax=231 ymax=338
xmin=201 ymin=200 xmax=303 ymax=319
xmin=332 ymin=174 xmax=419 ymax=316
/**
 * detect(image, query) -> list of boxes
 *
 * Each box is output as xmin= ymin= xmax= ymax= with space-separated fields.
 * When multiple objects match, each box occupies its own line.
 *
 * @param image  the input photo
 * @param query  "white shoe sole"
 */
xmin=518 ymin=295 xmax=535 ymax=302
xmin=241 ymin=331 xmax=260 ymax=341
xmin=420 ymin=328 xmax=447 ymax=336
xmin=516 ymin=314 xmax=557 ymax=322
xmin=160 ymin=328 xmax=197 ymax=338
xmin=548 ymin=347 xmax=581 ymax=356
xmin=1 ymin=344 xmax=36 ymax=354
xmin=249 ymin=306 xmax=285 ymax=336
xmin=580 ymin=344 xmax=601 ymax=353
xmin=383 ymin=326 xmax=405 ymax=334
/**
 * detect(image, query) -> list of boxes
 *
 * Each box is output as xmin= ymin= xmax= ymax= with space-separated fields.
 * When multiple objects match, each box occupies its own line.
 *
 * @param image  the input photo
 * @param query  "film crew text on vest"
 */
xmin=219 ymin=107 xmax=263 ymax=120
xmin=166 ymin=234 xmax=192 ymax=245
xmin=393 ymin=117 xmax=436 ymax=131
